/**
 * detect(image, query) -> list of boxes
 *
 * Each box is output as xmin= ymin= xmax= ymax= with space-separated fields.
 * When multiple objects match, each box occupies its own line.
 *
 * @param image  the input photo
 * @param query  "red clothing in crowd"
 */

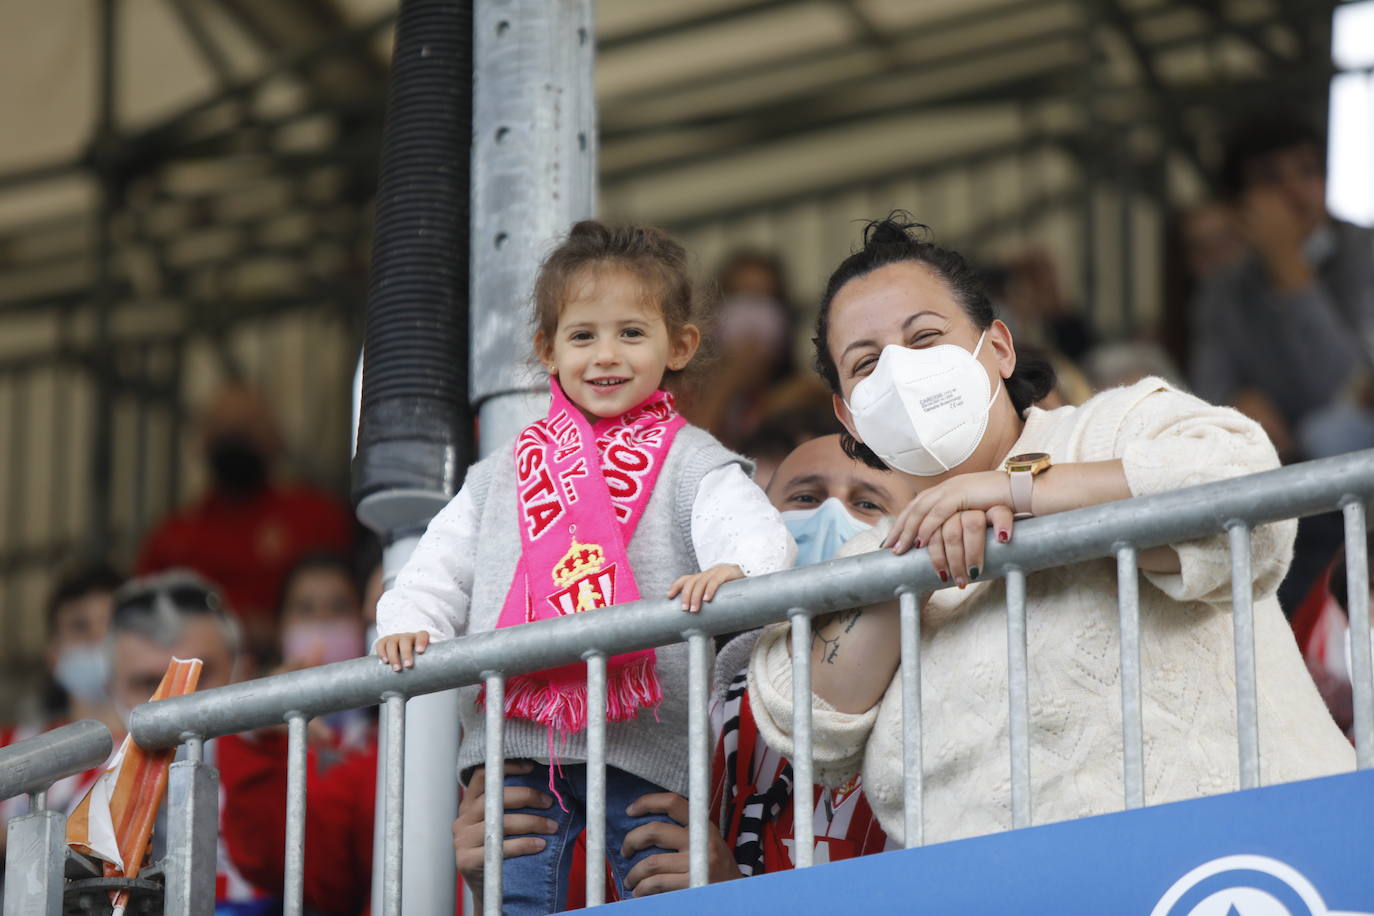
xmin=218 ymin=731 xmax=379 ymax=915
xmin=136 ymin=484 xmax=352 ymax=622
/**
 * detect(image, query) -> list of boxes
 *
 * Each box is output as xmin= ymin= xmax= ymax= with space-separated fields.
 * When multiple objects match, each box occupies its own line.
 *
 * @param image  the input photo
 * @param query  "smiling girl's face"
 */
xmin=538 ymin=265 xmax=699 ymax=422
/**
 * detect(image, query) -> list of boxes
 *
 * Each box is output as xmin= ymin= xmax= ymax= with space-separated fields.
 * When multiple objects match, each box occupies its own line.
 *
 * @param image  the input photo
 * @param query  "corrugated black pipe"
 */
xmin=353 ymin=0 xmax=472 ymax=507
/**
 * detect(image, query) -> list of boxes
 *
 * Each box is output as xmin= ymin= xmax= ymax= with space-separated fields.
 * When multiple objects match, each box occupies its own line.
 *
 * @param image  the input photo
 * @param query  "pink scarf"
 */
xmin=491 ymin=378 xmax=685 ymax=735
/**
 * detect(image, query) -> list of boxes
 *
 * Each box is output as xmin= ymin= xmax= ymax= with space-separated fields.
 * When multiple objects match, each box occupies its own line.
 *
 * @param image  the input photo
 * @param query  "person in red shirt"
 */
xmin=136 ymin=384 xmax=352 ymax=658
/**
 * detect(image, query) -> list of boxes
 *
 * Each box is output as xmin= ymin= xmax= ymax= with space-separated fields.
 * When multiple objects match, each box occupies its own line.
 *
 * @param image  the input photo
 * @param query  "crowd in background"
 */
xmin=1 ymin=107 xmax=1371 ymax=913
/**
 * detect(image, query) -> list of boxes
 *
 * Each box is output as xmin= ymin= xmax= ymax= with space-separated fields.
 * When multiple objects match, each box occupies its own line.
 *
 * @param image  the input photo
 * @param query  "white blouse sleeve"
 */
xmin=374 ymin=484 xmax=477 ymax=645
xmin=690 ymin=464 xmax=796 ymax=576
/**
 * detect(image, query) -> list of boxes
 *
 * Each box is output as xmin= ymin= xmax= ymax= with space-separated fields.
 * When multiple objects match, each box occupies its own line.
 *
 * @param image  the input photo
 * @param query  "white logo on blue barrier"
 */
xmin=1151 ymin=855 xmax=1372 ymax=916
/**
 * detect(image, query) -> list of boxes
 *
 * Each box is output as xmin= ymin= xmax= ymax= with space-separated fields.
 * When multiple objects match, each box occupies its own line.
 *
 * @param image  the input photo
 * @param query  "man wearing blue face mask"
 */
xmin=709 ymin=434 xmax=917 ymax=875
xmin=766 ymin=434 xmax=908 ymax=565
xmin=0 ymin=564 xmax=124 ymax=867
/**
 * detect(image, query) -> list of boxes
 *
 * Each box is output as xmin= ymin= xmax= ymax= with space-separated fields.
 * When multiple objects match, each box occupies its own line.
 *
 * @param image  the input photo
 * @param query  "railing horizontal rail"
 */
xmin=0 ymin=719 xmax=112 ymax=801
xmin=131 ymin=449 xmax=1374 ymax=750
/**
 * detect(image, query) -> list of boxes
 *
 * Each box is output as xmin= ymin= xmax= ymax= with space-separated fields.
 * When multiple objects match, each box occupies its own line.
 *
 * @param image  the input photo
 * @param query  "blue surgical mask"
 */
xmin=54 ymin=644 xmax=111 ymax=705
xmin=783 ymin=498 xmax=873 ymax=566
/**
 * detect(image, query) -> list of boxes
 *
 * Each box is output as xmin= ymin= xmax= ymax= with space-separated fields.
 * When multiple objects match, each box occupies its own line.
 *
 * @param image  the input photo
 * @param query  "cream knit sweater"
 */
xmin=749 ymin=377 xmax=1355 ymax=846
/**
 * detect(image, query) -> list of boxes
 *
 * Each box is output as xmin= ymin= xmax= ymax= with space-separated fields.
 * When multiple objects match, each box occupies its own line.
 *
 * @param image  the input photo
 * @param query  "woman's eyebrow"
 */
xmin=901 ymin=310 xmax=944 ymax=331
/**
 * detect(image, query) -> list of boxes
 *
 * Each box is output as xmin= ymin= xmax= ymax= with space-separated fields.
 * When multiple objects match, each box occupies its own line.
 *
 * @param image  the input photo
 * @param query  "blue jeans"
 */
xmin=502 ymin=763 xmax=674 ymax=914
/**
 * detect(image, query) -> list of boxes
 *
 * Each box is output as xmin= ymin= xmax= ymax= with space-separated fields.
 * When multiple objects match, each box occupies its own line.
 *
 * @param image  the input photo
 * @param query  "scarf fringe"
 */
xmin=481 ymin=655 xmax=664 ymax=734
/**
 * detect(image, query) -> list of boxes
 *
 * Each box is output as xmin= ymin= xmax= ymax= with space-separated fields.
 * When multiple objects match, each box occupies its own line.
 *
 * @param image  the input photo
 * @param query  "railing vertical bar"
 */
xmin=789 ymin=609 xmax=814 ymax=868
xmin=1343 ymin=499 xmax=1373 ymax=768
xmin=382 ymin=693 xmax=405 ymax=916
xmin=1228 ymin=523 xmax=1260 ymax=789
xmin=898 ymin=588 xmax=923 ymax=847
xmin=483 ymin=674 xmax=505 ymax=916
xmin=688 ymin=632 xmax=711 ymax=887
xmin=1005 ymin=568 xmax=1031 ymax=829
xmin=283 ymin=713 xmax=308 ymax=916
xmin=585 ymin=653 xmax=607 ymax=905
xmin=1116 ymin=544 xmax=1145 ymax=809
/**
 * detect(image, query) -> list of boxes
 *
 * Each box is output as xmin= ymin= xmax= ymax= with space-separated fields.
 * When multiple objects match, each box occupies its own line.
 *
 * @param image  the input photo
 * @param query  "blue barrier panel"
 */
xmin=613 ymin=770 xmax=1374 ymax=915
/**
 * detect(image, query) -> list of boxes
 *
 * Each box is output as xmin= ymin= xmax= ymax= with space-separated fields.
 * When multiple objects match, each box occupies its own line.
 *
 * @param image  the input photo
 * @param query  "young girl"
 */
xmin=374 ymin=220 xmax=794 ymax=911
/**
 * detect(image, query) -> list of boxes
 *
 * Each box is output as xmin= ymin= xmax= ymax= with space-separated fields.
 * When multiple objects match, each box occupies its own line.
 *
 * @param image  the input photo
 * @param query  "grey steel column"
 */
xmin=482 ymin=674 xmax=505 ymax=916
xmin=687 ymin=633 xmax=711 ymax=887
xmin=1116 ymin=545 xmax=1145 ymax=809
xmin=470 ymin=0 xmax=596 ymax=449
xmin=898 ymin=589 xmax=923 ymax=847
xmin=1006 ymin=568 xmax=1031 ymax=828
xmin=1343 ymin=499 xmax=1373 ymax=768
xmin=1228 ymin=523 xmax=1260 ymax=789
xmin=789 ymin=610 xmax=814 ymax=868
xmin=164 ymin=752 xmax=219 ymax=916
xmin=585 ymin=653 xmax=608 ymax=905
xmin=2 ymin=799 xmax=65 ymax=916
xmin=283 ymin=714 xmax=309 ymax=916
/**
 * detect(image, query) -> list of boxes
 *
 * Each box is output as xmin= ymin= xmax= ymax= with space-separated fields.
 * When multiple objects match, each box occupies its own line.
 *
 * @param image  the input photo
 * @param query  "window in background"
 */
xmin=1328 ymin=0 xmax=1374 ymax=226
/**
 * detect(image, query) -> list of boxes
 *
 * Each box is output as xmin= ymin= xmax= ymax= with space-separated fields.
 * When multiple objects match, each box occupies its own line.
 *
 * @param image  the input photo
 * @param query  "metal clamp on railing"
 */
xmin=125 ymin=449 xmax=1374 ymax=914
xmin=1 ymin=720 xmax=113 ymax=916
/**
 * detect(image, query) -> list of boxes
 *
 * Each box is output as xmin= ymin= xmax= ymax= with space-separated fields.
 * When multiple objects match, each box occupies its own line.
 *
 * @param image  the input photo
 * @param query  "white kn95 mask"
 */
xmin=845 ymin=330 xmax=1002 ymax=476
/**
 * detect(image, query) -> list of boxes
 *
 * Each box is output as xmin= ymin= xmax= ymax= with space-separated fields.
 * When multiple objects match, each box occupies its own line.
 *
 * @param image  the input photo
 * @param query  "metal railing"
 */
xmin=0 ymin=449 xmax=1356 ymax=915
xmin=0 ymin=720 xmax=113 ymax=914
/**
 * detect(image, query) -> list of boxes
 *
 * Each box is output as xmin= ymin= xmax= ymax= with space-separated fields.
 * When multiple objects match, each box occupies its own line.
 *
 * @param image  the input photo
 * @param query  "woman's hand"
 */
xmin=452 ymin=761 xmax=556 ymax=898
xmin=882 ymin=472 xmax=1016 ymax=584
xmin=621 ymin=792 xmax=742 ymax=896
xmin=667 ymin=564 xmax=744 ymax=613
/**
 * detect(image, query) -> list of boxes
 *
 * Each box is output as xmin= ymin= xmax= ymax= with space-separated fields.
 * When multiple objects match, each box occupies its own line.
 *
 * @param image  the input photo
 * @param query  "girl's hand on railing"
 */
xmin=452 ymin=760 xmax=556 ymax=894
xmin=621 ymin=791 xmax=741 ymax=896
xmin=375 ymin=631 xmax=430 ymax=672
xmin=667 ymin=564 xmax=744 ymax=614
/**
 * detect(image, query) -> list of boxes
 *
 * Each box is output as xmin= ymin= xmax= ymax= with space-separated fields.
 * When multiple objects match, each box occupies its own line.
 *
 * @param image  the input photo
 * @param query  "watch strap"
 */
xmin=1009 ymin=469 xmax=1034 ymax=519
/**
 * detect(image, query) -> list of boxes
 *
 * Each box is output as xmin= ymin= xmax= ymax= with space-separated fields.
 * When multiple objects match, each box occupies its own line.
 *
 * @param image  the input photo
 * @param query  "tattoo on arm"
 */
xmin=812 ymin=609 xmax=863 ymax=664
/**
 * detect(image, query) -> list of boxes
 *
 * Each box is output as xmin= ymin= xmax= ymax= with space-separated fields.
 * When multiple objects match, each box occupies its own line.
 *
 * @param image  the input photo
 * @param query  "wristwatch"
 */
xmin=1004 ymin=452 xmax=1052 ymax=520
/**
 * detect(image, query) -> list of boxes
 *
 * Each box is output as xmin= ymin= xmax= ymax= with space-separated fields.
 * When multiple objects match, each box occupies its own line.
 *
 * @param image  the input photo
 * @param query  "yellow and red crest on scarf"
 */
xmin=546 ymin=538 xmax=618 ymax=616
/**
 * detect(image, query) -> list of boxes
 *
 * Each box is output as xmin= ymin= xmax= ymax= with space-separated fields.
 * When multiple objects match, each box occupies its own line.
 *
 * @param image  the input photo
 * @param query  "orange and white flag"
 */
xmin=67 ymin=657 xmax=203 ymax=916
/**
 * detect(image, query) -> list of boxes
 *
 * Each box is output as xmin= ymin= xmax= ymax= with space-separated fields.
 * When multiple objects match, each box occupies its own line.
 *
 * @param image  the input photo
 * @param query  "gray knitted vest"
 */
xmin=454 ymin=424 xmax=748 ymax=796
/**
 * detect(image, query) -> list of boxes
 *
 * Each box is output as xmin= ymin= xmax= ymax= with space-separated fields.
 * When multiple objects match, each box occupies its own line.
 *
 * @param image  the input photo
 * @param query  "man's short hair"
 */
xmin=112 ymin=569 xmax=242 ymax=660
xmin=1218 ymin=110 xmax=1325 ymax=199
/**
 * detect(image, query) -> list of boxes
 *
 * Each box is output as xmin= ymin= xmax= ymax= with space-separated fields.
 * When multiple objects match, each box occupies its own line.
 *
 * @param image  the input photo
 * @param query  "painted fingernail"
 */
xmin=937 ymin=569 xmax=949 ymax=583
xmin=968 ymin=566 xmax=979 ymax=580
xmin=914 ymin=538 xmax=924 ymax=549
xmin=998 ymin=530 xmax=1009 ymax=543
xmin=956 ymin=577 xmax=967 ymax=589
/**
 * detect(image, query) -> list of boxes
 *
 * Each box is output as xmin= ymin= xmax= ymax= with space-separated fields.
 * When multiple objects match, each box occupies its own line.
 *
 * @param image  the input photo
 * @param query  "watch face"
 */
xmin=1006 ymin=452 xmax=1050 ymax=465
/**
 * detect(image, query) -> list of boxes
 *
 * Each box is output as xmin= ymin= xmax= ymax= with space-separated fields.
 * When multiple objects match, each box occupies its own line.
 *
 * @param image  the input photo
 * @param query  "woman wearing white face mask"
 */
xmin=748 ymin=214 xmax=1354 ymax=847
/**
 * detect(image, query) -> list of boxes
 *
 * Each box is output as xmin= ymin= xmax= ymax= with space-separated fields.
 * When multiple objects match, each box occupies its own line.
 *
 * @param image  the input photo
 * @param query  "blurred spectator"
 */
xmin=0 ymin=564 xmax=124 ymax=862
xmin=1189 ymin=110 xmax=1374 ymax=462
xmin=219 ymin=553 xmax=397 ymax=916
xmin=985 ymin=249 xmax=1095 ymax=362
xmin=1188 ymin=111 xmax=1374 ymax=615
xmin=275 ymin=552 xmax=371 ymax=750
xmin=100 ymin=570 xmax=271 ymax=912
xmin=687 ymin=249 xmax=800 ymax=449
xmin=136 ymin=383 xmax=353 ymax=659
xmin=1162 ymin=201 xmax=1247 ymax=390
xmin=1290 ymin=541 xmax=1374 ymax=740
